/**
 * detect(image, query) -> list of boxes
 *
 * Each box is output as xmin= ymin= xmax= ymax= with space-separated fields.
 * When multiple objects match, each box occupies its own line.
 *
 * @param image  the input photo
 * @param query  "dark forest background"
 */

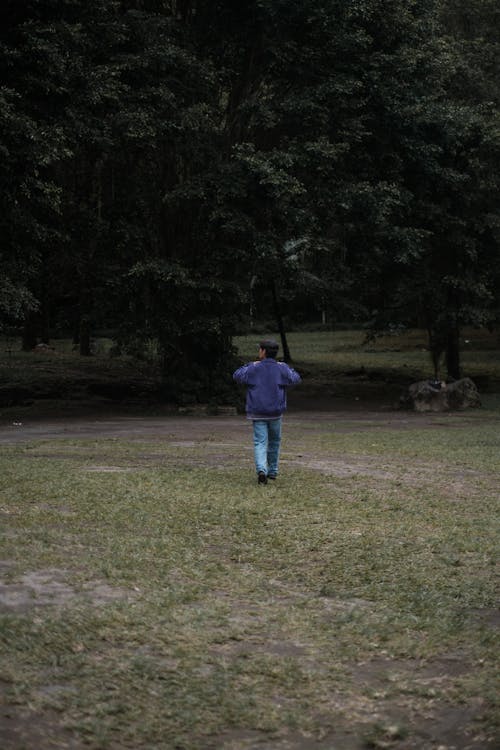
xmin=1 ymin=0 xmax=499 ymax=396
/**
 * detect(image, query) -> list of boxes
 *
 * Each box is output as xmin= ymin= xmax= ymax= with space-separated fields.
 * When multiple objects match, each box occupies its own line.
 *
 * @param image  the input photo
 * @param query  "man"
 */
xmin=233 ymin=339 xmax=301 ymax=484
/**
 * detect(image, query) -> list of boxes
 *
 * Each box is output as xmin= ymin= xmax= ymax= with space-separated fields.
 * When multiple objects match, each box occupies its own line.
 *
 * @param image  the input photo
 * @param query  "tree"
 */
xmin=341 ymin=0 xmax=500 ymax=379
xmin=0 ymin=1 xmax=69 ymax=340
xmin=1 ymin=0 xmax=497 ymax=395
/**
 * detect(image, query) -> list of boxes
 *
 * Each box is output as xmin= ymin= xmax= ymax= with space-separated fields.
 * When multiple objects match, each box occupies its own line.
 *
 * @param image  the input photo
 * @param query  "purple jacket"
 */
xmin=233 ymin=358 xmax=301 ymax=417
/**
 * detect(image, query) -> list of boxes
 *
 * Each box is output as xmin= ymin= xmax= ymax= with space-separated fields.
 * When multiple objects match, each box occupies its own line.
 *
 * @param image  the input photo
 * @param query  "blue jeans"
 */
xmin=252 ymin=418 xmax=282 ymax=476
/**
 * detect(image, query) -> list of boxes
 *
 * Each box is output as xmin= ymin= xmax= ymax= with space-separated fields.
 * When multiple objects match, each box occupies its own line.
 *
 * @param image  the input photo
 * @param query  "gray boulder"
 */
xmin=400 ymin=377 xmax=481 ymax=412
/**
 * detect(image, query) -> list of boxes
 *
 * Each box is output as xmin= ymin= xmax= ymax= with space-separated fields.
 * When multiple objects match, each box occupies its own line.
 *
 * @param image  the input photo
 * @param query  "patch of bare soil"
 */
xmin=0 ymin=564 xmax=140 ymax=749
xmin=216 ymin=727 xmax=362 ymax=750
xmin=0 ymin=694 xmax=81 ymax=750
xmin=0 ymin=405 xmax=493 ymax=446
xmin=215 ymin=702 xmax=496 ymax=750
xmin=292 ymin=454 xmax=500 ymax=497
xmin=0 ymin=566 xmax=136 ymax=613
xmin=206 ymin=585 xmax=498 ymax=750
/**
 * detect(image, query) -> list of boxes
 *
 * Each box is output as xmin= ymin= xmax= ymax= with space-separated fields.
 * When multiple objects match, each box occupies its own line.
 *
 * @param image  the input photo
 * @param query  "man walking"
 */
xmin=233 ymin=339 xmax=301 ymax=484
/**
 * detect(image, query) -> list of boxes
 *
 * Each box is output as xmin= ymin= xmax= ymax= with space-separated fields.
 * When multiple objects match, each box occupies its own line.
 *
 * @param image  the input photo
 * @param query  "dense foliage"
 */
xmin=1 ymin=0 xmax=498 ymax=391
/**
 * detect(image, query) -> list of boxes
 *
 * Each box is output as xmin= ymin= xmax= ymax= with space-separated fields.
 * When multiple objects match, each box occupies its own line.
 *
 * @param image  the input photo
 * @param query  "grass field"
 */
xmin=1 ymin=329 xmax=499 ymax=748
xmin=1 ymin=400 xmax=499 ymax=748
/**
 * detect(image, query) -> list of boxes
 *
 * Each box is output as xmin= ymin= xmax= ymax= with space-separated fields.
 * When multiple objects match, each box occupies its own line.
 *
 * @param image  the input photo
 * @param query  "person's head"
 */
xmin=259 ymin=339 xmax=279 ymax=359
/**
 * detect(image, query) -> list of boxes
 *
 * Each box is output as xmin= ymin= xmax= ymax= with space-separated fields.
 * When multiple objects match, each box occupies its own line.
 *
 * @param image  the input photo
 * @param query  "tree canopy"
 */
xmin=1 ymin=0 xmax=498 ymax=391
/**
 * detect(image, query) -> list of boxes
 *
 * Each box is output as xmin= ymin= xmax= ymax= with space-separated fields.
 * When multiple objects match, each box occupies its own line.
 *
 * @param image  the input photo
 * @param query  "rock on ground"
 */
xmin=400 ymin=377 xmax=481 ymax=412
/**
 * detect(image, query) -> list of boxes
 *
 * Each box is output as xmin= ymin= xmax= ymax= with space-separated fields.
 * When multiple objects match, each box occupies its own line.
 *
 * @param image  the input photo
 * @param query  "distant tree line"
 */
xmin=1 ymin=0 xmax=499 ymax=390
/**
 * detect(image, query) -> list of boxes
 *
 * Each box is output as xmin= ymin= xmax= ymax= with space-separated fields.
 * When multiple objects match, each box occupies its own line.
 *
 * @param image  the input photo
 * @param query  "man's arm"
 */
xmin=233 ymin=362 xmax=257 ymax=384
xmin=279 ymin=363 xmax=301 ymax=385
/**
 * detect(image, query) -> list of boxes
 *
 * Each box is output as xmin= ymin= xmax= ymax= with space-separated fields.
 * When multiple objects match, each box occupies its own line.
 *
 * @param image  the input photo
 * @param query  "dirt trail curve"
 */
xmin=3 ymin=405 xmax=498 ymax=491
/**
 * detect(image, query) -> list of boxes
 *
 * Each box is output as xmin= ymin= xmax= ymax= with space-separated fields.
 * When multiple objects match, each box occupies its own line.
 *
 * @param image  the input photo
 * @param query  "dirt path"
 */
xmin=0 ymin=405 xmax=486 ymax=445
xmin=3 ymin=407 xmax=497 ymax=491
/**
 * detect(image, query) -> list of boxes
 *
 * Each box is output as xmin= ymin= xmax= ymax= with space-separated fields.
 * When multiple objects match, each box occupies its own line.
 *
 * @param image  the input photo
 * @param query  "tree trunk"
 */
xmin=427 ymin=323 xmax=445 ymax=380
xmin=446 ymin=321 xmax=461 ymax=379
xmin=40 ymin=286 xmax=50 ymax=344
xmin=79 ymin=316 xmax=91 ymax=356
xmin=22 ymin=312 xmax=38 ymax=351
xmin=270 ymin=280 xmax=291 ymax=362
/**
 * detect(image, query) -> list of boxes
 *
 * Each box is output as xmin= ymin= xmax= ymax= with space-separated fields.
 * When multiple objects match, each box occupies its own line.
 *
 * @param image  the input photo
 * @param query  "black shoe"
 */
xmin=268 ymin=475 xmax=277 ymax=481
xmin=257 ymin=471 xmax=268 ymax=485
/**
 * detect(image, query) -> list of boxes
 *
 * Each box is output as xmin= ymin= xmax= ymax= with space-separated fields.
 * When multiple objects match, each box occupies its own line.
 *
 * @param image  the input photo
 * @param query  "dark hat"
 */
xmin=259 ymin=339 xmax=279 ymax=358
